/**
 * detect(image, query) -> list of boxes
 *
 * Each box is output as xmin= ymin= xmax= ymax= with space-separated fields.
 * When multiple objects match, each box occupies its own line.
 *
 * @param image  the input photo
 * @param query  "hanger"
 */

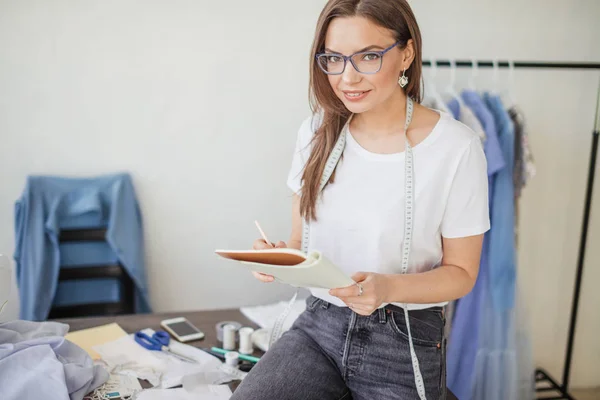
xmin=507 ymin=59 xmax=517 ymax=106
xmin=468 ymin=56 xmax=478 ymax=91
xmin=444 ymin=59 xmax=460 ymax=99
xmin=427 ymin=60 xmax=451 ymax=113
xmin=427 ymin=59 xmax=440 ymax=99
xmin=442 ymin=58 xmax=466 ymax=111
xmin=491 ymin=58 xmax=500 ymax=95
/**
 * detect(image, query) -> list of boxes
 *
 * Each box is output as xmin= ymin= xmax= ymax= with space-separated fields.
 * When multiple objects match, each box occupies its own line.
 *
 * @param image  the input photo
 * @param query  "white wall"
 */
xmin=1 ymin=0 xmax=599 ymax=389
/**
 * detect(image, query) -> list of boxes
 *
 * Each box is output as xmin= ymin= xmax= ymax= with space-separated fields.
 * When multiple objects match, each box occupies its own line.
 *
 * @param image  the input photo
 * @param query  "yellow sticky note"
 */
xmin=65 ymin=323 xmax=128 ymax=360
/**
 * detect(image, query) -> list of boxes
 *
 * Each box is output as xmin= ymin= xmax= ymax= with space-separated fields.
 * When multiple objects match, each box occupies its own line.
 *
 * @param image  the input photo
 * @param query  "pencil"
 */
xmin=254 ymin=220 xmax=273 ymax=247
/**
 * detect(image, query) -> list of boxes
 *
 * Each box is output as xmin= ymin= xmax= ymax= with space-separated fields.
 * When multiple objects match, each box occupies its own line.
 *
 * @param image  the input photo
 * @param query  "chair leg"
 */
xmin=122 ymin=267 xmax=136 ymax=314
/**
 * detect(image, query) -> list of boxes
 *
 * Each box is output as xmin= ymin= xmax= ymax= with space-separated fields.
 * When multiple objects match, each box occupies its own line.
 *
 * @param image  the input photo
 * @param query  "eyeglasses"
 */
xmin=315 ymin=41 xmax=400 ymax=75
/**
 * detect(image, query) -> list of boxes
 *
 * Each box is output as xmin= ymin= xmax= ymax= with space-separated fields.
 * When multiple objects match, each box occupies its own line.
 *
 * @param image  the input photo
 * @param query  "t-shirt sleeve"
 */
xmin=286 ymin=115 xmax=317 ymax=194
xmin=441 ymin=137 xmax=491 ymax=238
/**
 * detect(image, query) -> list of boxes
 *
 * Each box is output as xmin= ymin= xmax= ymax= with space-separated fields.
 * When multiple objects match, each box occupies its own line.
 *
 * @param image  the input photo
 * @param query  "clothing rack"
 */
xmin=422 ymin=60 xmax=600 ymax=70
xmin=421 ymin=59 xmax=600 ymax=400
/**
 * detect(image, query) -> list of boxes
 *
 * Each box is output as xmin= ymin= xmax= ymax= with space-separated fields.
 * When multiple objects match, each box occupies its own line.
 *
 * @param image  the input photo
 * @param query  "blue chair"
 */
xmin=14 ymin=173 xmax=151 ymax=321
xmin=49 ymin=227 xmax=135 ymax=319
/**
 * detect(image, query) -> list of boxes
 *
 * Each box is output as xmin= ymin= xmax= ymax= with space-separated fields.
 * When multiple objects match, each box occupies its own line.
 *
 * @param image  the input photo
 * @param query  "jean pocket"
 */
xmin=305 ymin=296 xmax=322 ymax=313
xmin=439 ymin=337 xmax=447 ymax=397
xmin=389 ymin=309 xmax=444 ymax=348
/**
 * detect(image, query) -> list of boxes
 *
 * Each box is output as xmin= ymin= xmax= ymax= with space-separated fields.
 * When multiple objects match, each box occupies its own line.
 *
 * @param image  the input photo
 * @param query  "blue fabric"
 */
xmin=467 ymin=94 xmax=518 ymax=400
xmin=484 ymin=93 xmax=517 ymax=312
xmin=473 ymin=288 xmax=518 ymax=400
xmin=447 ymin=98 xmax=460 ymax=120
xmin=0 ymin=320 xmax=108 ymax=400
xmin=472 ymin=94 xmax=519 ymax=397
xmin=56 ymin=241 xmax=121 ymax=306
xmin=447 ymin=236 xmax=490 ymax=400
xmin=14 ymin=173 xmax=151 ymax=321
xmin=461 ymin=90 xmax=505 ymax=179
xmin=53 ymin=279 xmax=122 ymax=307
xmin=54 ymin=240 xmax=119 ymax=305
xmin=447 ymin=90 xmax=505 ymax=400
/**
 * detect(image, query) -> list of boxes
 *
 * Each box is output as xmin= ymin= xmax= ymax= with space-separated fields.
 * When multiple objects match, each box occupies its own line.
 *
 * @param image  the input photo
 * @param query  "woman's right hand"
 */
xmin=251 ymin=239 xmax=287 ymax=283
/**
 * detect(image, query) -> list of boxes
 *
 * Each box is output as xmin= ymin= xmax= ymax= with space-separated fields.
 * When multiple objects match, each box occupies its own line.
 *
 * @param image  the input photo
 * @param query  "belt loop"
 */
xmin=378 ymin=308 xmax=387 ymax=324
xmin=321 ymin=300 xmax=330 ymax=310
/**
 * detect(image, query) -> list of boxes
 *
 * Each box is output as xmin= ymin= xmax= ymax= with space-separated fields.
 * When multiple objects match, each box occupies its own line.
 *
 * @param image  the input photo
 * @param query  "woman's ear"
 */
xmin=401 ymin=39 xmax=416 ymax=71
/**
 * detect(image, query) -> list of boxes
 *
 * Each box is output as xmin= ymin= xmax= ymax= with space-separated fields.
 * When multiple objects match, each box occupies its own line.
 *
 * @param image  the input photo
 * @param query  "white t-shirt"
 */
xmin=287 ymin=110 xmax=490 ymax=310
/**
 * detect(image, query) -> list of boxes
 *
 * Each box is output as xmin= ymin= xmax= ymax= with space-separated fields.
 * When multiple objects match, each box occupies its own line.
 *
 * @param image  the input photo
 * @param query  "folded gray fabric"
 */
xmin=0 ymin=320 xmax=109 ymax=400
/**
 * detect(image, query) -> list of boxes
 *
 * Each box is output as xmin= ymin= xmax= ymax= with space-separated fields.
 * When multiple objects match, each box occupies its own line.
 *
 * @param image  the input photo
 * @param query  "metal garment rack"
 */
xmin=421 ymin=59 xmax=600 ymax=400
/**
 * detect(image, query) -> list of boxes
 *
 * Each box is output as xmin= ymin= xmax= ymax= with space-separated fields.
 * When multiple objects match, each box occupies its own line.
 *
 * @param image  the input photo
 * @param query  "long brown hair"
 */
xmin=300 ymin=0 xmax=423 ymax=221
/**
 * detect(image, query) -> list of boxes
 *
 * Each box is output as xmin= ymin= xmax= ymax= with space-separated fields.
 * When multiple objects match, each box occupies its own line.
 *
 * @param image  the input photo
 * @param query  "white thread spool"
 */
xmin=238 ymin=327 xmax=254 ymax=355
xmin=225 ymin=351 xmax=239 ymax=367
xmin=223 ymin=324 xmax=237 ymax=351
xmin=216 ymin=321 xmax=242 ymax=343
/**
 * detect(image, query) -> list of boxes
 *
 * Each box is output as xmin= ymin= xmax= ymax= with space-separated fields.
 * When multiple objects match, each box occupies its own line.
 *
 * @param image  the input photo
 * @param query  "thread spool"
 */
xmin=223 ymin=324 xmax=237 ymax=351
xmin=216 ymin=321 xmax=242 ymax=343
xmin=225 ymin=351 xmax=239 ymax=367
xmin=238 ymin=327 xmax=255 ymax=355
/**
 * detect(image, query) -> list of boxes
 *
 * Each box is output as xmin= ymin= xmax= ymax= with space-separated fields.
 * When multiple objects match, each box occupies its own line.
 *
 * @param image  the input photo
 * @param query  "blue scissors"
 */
xmin=134 ymin=331 xmax=197 ymax=363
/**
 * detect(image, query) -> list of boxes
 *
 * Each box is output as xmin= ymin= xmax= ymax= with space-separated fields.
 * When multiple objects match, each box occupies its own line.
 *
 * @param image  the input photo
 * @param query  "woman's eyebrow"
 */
xmin=323 ymin=44 xmax=385 ymax=54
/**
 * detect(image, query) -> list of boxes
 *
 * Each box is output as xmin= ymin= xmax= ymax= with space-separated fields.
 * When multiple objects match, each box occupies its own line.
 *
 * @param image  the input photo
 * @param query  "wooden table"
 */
xmin=58 ymin=309 xmax=258 ymax=393
xmin=58 ymin=309 xmax=458 ymax=399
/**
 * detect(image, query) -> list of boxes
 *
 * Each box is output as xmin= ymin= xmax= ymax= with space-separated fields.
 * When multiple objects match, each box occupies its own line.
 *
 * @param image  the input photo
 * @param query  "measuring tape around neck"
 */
xmin=301 ymin=97 xmax=428 ymax=400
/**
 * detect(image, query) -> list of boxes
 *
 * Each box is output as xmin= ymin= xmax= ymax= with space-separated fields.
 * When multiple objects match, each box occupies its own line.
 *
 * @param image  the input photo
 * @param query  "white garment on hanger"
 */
xmin=422 ymin=94 xmax=452 ymax=115
xmin=457 ymin=102 xmax=486 ymax=141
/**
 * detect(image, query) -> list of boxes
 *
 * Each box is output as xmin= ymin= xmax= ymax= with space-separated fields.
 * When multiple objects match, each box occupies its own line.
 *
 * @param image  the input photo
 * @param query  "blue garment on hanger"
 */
xmin=448 ymin=236 xmax=491 ymax=400
xmin=14 ymin=173 xmax=151 ymax=321
xmin=447 ymin=98 xmax=460 ymax=120
xmin=473 ymin=279 xmax=519 ymax=400
xmin=484 ymin=93 xmax=516 ymax=311
xmin=461 ymin=91 xmax=505 ymax=184
xmin=447 ymin=90 xmax=505 ymax=400
xmin=472 ymin=94 xmax=518 ymax=399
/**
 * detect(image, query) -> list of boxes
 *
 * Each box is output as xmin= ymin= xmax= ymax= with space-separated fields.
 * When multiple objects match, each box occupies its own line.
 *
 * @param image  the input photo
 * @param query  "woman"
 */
xmin=232 ymin=1 xmax=489 ymax=399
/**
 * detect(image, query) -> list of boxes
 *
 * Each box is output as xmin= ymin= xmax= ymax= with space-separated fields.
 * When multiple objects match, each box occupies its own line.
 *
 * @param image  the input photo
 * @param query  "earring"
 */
xmin=398 ymin=69 xmax=409 ymax=88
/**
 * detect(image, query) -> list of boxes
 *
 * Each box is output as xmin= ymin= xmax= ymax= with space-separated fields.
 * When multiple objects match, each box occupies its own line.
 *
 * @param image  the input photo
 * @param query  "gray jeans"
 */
xmin=232 ymin=295 xmax=447 ymax=400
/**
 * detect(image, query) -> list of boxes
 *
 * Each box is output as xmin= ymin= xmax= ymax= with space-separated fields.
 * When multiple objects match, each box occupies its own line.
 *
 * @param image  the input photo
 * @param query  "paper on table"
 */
xmin=181 ymin=365 xmax=246 ymax=391
xmin=92 ymin=335 xmax=165 ymax=386
xmin=65 ymin=323 xmax=127 ymax=360
xmin=110 ymin=374 xmax=142 ymax=396
xmin=191 ymin=385 xmax=232 ymax=398
xmin=136 ymin=386 xmax=232 ymax=400
xmin=91 ymin=328 xmax=226 ymax=389
xmin=87 ymin=373 xmax=143 ymax=399
xmin=131 ymin=328 xmax=224 ymax=389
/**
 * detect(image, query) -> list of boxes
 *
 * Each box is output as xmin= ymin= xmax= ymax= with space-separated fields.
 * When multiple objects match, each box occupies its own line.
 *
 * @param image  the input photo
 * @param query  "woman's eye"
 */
xmin=362 ymin=53 xmax=381 ymax=61
xmin=327 ymin=55 xmax=342 ymax=63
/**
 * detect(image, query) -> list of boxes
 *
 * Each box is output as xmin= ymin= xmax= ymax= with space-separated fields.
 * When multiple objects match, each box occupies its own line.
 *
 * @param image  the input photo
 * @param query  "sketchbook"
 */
xmin=215 ymin=248 xmax=355 ymax=289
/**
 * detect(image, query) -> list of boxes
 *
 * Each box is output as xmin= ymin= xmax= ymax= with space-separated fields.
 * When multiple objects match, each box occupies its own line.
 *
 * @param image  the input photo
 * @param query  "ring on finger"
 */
xmin=357 ymin=283 xmax=364 ymax=297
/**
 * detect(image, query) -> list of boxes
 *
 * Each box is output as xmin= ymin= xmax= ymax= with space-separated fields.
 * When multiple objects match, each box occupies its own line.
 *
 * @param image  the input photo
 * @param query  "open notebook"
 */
xmin=215 ymin=248 xmax=355 ymax=289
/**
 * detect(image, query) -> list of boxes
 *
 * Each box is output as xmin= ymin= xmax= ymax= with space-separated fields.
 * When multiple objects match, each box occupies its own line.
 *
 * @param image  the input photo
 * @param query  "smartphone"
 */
xmin=160 ymin=317 xmax=205 ymax=342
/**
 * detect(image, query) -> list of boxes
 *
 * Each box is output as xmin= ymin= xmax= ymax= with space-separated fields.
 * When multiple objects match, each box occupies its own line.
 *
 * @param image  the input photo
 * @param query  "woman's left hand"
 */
xmin=329 ymin=272 xmax=391 ymax=316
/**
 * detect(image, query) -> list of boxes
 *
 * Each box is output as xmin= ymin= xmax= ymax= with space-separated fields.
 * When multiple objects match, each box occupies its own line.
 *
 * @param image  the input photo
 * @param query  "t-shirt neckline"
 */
xmin=345 ymin=110 xmax=446 ymax=162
